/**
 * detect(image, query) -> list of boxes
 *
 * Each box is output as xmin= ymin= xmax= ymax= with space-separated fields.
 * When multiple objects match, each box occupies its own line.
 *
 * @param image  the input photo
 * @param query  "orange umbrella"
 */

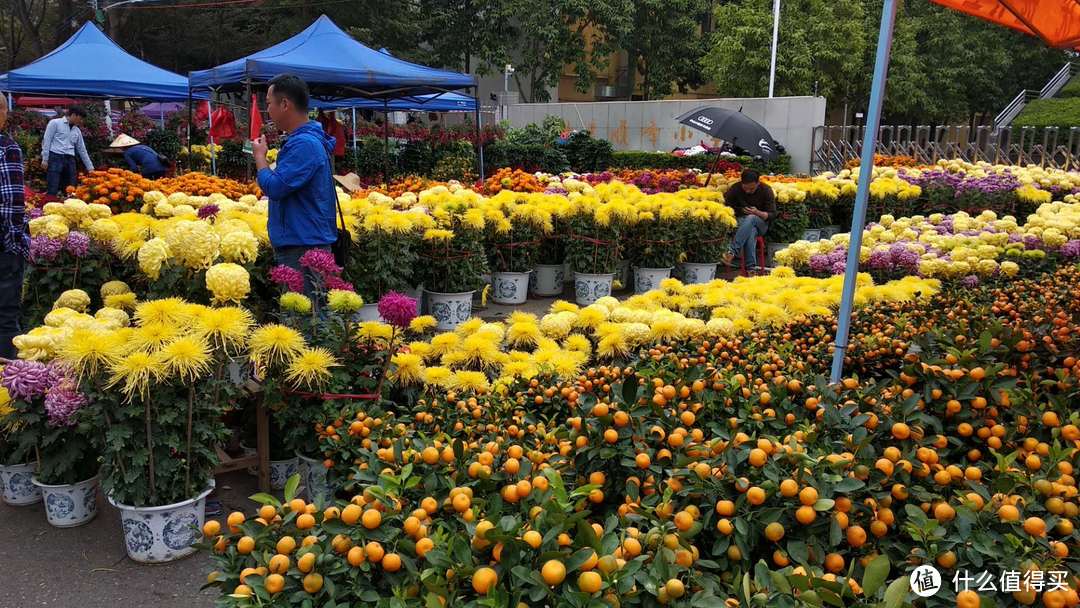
xmin=931 ymin=0 xmax=1080 ymax=48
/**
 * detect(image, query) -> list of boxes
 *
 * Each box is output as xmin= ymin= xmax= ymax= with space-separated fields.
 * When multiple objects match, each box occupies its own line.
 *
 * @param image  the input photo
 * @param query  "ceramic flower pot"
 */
xmin=354 ymin=303 xmax=382 ymax=322
xmin=491 ymin=271 xmax=531 ymax=305
xmin=107 ymin=482 xmax=214 ymax=563
xmin=426 ymin=290 xmax=474 ymax=331
xmin=680 ymin=262 xmax=717 ymax=285
xmin=0 ymin=461 xmax=42 ymax=506
xmin=573 ymin=273 xmax=615 ymax=306
xmin=270 ymin=457 xmax=299 ymax=491
xmin=296 ymin=452 xmax=333 ymax=506
xmin=633 ymin=267 xmax=673 ymax=294
xmin=33 ymin=474 xmax=99 ymax=528
xmin=531 ymin=264 xmax=565 ymax=297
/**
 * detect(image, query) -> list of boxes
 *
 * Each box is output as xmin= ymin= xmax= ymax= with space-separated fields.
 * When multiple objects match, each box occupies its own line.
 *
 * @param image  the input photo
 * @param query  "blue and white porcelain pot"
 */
xmin=425 ymin=290 xmax=474 ymax=331
xmin=573 ymin=273 xmax=615 ymax=306
xmin=0 ymin=461 xmax=42 ymax=506
xmin=491 ymin=271 xmax=531 ymax=305
xmin=354 ymin=303 xmax=382 ymax=322
xmin=270 ymin=457 xmax=299 ymax=491
xmin=33 ymin=474 xmax=99 ymax=528
xmin=679 ymin=262 xmax=718 ymax=285
xmin=107 ymin=482 xmax=214 ymax=563
xmin=296 ymin=452 xmax=333 ymax=506
xmin=633 ymin=267 xmax=673 ymax=294
xmin=530 ymin=264 xmax=565 ymax=297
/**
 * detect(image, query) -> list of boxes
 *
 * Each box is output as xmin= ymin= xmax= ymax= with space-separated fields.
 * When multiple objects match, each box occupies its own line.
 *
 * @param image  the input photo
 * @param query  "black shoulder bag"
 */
xmin=326 ymin=151 xmax=351 ymax=267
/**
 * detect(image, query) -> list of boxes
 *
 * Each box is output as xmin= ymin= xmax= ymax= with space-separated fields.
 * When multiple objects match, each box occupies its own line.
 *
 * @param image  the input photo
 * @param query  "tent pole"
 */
xmin=186 ymin=88 xmax=193 ymax=163
xmin=829 ymin=0 xmax=898 ymax=385
xmin=383 ymin=99 xmax=390 ymax=185
xmin=245 ymin=79 xmax=253 ymax=182
xmin=473 ymin=86 xmax=484 ymax=181
xmin=209 ymin=97 xmax=217 ymax=177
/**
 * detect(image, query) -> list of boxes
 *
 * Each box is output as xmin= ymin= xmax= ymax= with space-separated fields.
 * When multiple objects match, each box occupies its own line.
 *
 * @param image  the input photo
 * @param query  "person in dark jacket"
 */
xmin=110 ymin=134 xmax=167 ymax=179
xmin=252 ymin=74 xmax=338 ymax=302
xmin=0 ymin=95 xmax=28 ymax=359
xmin=721 ymin=169 xmax=777 ymax=272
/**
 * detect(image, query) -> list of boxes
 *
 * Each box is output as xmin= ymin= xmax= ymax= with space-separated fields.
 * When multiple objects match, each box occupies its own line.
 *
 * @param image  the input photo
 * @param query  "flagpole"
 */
xmin=768 ymin=0 xmax=780 ymax=98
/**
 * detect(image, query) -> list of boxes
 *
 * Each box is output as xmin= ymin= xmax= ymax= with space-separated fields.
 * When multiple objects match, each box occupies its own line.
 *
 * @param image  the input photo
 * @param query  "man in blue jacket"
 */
xmin=252 ymin=74 xmax=338 ymax=301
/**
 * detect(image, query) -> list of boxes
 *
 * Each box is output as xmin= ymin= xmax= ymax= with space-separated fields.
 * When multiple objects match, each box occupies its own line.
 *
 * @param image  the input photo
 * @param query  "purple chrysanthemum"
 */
xmin=27 ymin=207 xmax=44 ymax=220
xmin=961 ymin=275 xmax=980 ymax=288
xmin=299 ymin=249 xmax=342 ymax=276
xmin=65 ymin=231 xmax=90 ymax=257
xmin=197 ymin=203 xmax=220 ymax=219
xmin=377 ymin=291 xmax=418 ymax=329
xmin=325 ymin=276 xmax=354 ymax=292
xmin=2 ymin=360 xmax=57 ymax=400
xmin=269 ymin=264 xmax=305 ymax=293
xmin=830 ymin=260 xmax=846 ymax=275
xmin=1061 ymin=240 xmax=1080 ymax=259
xmin=43 ymin=379 xmax=87 ymax=427
xmin=808 ymin=254 xmax=831 ymax=274
xmin=29 ymin=236 xmax=64 ymax=263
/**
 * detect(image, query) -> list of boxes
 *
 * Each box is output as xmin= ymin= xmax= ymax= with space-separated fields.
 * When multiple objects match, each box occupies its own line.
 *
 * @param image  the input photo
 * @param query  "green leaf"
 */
xmin=862 ymin=554 xmax=890 ymax=597
xmin=249 ymin=492 xmax=282 ymax=508
xmin=882 ymin=577 xmax=909 ymax=608
xmin=284 ymin=473 xmax=300 ymax=502
xmin=770 ymin=570 xmax=792 ymax=594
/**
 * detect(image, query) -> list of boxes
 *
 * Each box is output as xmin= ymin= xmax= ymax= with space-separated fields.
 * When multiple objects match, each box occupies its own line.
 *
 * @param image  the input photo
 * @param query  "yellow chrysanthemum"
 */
xmin=57 ymin=327 xmax=126 ymax=378
xmin=285 ymin=347 xmax=339 ymax=389
xmin=450 ymin=370 xmax=489 ymax=393
xmin=205 ymin=263 xmax=250 ymax=304
xmin=280 ymin=292 xmax=313 ymax=314
xmin=390 ymin=353 xmax=424 ymax=385
xmin=408 ymin=316 xmax=438 ymax=333
xmin=104 ymin=292 xmax=138 ymax=311
xmin=54 ymin=289 xmax=91 ymax=313
xmin=192 ymin=306 xmax=253 ymax=353
xmin=327 ymin=290 xmax=364 ymax=315
xmin=159 ymin=336 xmax=212 ymax=382
xmin=249 ymin=324 xmax=306 ymax=367
xmin=108 ymin=350 xmax=166 ymax=399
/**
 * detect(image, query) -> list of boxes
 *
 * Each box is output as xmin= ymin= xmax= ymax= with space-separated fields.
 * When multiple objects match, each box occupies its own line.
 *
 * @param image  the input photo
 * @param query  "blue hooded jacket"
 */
xmin=257 ymin=121 xmax=337 ymax=248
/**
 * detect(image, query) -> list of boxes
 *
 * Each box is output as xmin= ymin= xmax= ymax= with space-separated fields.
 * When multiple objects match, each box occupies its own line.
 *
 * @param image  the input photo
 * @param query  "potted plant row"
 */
xmin=417 ymin=210 xmax=489 ymax=330
xmin=565 ymin=206 xmax=625 ymax=306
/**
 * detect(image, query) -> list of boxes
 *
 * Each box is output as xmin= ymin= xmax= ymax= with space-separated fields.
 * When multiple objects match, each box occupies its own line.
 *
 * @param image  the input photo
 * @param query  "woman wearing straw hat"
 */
xmin=110 ymin=134 xmax=168 ymax=179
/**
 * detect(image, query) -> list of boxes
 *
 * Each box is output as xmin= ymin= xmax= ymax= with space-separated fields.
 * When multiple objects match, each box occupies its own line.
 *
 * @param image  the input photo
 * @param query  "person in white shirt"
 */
xmin=41 ymin=106 xmax=94 ymax=196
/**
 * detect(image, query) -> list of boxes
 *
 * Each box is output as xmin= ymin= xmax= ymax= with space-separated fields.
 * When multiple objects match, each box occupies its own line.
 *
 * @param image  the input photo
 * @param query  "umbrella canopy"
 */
xmin=188 ymin=15 xmax=476 ymax=98
xmin=676 ymin=107 xmax=779 ymax=160
xmin=0 ymin=22 xmax=198 ymax=100
xmin=930 ymin=0 xmax=1080 ymax=48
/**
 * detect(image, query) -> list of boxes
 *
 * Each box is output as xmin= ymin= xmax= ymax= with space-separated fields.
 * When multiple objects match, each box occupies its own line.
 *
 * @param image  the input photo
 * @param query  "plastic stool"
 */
xmin=739 ymin=236 xmax=767 ymax=277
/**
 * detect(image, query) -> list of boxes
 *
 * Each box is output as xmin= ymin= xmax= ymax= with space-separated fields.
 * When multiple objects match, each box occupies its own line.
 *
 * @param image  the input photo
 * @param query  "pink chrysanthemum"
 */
xmin=325 ymin=276 xmax=354 ymax=292
xmin=377 ymin=291 xmax=418 ymax=329
xmin=299 ymin=249 xmax=342 ymax=277
xmin=44 ymin=378 xmax=88 ymax=427
xmin=269 ymin=265 xmax=305 ymax=293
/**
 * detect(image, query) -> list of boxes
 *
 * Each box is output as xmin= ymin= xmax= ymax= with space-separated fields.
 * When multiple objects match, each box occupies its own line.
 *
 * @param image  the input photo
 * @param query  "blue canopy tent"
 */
xmin=187 ymin=14 xmax=481 ymax=179
xmin=309 ymin=92 xmax=477 ymax=113
xmin=0 ymin=22 xmax=196 ymax=101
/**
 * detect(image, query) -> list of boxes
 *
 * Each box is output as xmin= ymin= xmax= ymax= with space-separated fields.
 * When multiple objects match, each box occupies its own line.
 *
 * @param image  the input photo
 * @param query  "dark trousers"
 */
xmin=46 ymin=155 xmax=78 ymax=196
xmin=0 ymin=253 xmax=25 ymax=359
xmin=274 ymin=245 xmax=330 ymax=307
xmin=144 ymin=170 xmax=166 ymax=180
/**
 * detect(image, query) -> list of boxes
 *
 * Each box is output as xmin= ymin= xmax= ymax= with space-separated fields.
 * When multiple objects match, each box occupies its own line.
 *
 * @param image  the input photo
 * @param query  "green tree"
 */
xmin=502 ymin=0 xmax=632 ymax=103
xmin=417 ymin=0 xmax=513 ymax=74
xmin=621 ymin=0 xmax=712 ymax=100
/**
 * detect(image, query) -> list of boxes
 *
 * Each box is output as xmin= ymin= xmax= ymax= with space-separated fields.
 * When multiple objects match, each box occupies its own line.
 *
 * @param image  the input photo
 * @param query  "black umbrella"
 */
xmin=676 ymin=106 xmax=779 ymax=160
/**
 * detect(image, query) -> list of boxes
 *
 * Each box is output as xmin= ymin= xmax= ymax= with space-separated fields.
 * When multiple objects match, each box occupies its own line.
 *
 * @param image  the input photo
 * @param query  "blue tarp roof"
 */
xmin=310 ymin=92 xmax=476 ymax=113
xmin=0 ymin=22 xmax=195 ymax=100
xmin=188 ymin=15 xmax=476 ymax=97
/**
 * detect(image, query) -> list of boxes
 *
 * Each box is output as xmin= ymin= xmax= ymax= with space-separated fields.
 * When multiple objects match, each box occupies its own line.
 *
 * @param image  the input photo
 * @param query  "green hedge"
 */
xmin=1013 ymin=97 xmax=1080 ymax=129
xmin=1056 ymin=75 xmax=1080 ymax=99
xmin=610 ymin=151 xmax=792 ymax=175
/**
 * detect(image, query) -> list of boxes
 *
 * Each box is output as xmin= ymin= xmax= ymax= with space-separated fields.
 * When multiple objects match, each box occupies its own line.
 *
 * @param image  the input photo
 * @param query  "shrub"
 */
xmin=560 ymin=131 xmax=614 ymax=173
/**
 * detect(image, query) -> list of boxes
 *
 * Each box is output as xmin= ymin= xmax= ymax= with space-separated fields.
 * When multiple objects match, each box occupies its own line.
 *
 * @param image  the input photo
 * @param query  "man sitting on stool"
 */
xmin=721 ymin=169 xmax=776 ymax=273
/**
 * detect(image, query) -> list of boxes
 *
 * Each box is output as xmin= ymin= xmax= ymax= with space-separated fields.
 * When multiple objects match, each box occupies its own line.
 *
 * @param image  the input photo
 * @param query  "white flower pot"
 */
xmin=270 ymin=457 xmax=299 ymax=491
xmin=296 ymin=452 xmax=333 ymax=506
xmin=354 ymin=303 xmax=382 ymax=322
xmin=491 ymin=271 xmax=531 ymax=305
xmin=633 ymin=267 xmax=673 ymax=294
xmin=33 ymin=474 xmax=99 ymax=528
xmin=531 ymin=264 xmax=565 ymax=297
xmin=680 ymin=262 xmax=717 ymax=285
xmin=573 ymin=273 xmax=615 ymax=306
xmin=0 ymin=461 xmax=42 ymax=506
xmin=426 ymin=290 xmax=474 ymax=331
xmin=107 ymin=482 xmax=215 ymax=563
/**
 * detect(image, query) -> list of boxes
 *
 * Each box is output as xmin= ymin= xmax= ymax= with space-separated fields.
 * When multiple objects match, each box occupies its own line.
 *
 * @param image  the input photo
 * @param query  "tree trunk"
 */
xmin=10 ymin=0 xmax=45 ymax=58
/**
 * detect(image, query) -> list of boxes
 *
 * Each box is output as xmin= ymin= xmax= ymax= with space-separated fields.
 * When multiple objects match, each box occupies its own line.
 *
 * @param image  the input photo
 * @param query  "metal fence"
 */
xmin=810 ymin=125 xmax=1080 ymax=173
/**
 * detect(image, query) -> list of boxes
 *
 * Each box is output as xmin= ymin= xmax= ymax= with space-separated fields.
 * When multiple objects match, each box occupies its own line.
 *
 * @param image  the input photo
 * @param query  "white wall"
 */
xmin=505 ymin=96 xmax=827 ymax=173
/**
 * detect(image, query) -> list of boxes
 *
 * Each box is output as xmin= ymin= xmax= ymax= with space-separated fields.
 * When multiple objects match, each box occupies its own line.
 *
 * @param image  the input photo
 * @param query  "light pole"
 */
xmin=768 ymin=0 xmax=780 ymax=98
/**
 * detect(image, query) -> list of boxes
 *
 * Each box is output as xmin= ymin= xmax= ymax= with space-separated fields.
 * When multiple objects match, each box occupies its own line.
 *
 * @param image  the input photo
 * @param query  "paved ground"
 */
xmin=2 ymin=269 xmax=755 ymax=608
xmin=1 ymin=471 xmax=258 ymax=608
